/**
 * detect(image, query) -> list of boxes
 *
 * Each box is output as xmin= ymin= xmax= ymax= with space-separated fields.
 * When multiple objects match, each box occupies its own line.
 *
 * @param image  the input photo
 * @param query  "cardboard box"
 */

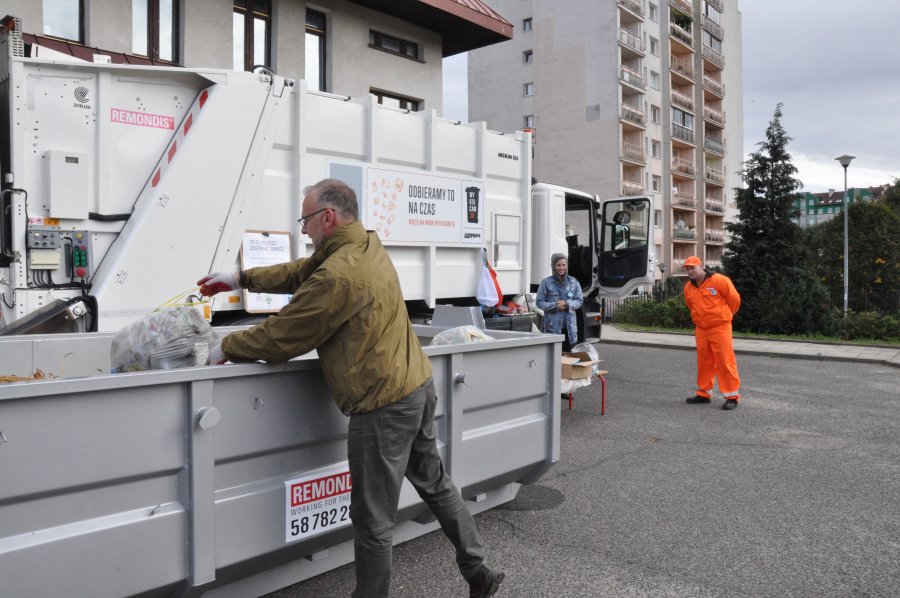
xmin=561 ymin=351 xmax=601 ymax=380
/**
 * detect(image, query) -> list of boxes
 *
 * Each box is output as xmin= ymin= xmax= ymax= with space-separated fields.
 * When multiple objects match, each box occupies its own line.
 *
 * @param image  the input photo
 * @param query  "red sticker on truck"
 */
xmin=110 ymin=108 xmax=175 ymax=130
xmin=285 ymin=467 xmax=353 ymax=543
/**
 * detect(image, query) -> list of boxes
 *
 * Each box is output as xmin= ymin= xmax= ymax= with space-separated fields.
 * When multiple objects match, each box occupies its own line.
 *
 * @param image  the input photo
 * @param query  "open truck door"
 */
xmin=596 ymin=197 xmax=654 ymax=298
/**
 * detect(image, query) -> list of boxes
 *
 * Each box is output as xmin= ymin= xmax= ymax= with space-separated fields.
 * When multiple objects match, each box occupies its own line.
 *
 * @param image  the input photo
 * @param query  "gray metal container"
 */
xmin=0 ymin=325 xmax=561 ymax=597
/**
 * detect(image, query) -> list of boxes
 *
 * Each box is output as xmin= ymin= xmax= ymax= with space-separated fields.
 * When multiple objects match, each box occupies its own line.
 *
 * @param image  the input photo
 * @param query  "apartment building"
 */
xmin=4 ymin=0 xmax=512 ymax=114
xmin=469 ymin=0 xmax=743 ymax=280
xmin=794 ymin=187 xmax=885 ymax=229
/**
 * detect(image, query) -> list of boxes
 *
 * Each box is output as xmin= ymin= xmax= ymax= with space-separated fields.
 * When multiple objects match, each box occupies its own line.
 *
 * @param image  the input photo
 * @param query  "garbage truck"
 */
xmin=0 ymin=17 xmax=653 ymax=597
xmin=0 ymin=17 xmax=653 ymax=338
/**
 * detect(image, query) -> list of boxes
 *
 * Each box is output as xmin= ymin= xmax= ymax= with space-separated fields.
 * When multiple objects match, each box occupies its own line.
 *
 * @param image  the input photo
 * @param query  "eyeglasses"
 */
xmin=297 ymin=207 xmax=331 ymax=226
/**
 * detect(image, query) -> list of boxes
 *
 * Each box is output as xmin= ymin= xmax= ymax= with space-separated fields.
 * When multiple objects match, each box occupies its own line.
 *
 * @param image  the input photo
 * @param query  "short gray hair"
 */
xmin=304 ymin=179 xmax=359 ymax=221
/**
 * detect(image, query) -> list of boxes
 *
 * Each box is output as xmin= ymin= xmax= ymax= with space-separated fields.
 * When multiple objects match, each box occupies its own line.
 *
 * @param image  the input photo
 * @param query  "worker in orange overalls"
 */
xmin=682 ymin=256 xmax=742 ymax=410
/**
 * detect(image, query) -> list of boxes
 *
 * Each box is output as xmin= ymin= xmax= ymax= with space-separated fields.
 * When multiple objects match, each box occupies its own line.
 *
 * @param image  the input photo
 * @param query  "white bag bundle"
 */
xmin=111 ymin=306 xmax=215 ymax=372
xmin=429 ymin=325 xmax=494 ymax=346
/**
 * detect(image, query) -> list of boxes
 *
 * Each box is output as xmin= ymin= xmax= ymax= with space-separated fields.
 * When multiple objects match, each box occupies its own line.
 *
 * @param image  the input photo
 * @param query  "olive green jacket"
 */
xmin=221 ymin=220 xmax=432 ymax=414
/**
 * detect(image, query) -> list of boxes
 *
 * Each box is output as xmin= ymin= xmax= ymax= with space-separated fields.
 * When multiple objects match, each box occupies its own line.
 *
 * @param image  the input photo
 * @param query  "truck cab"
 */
xmin=532 ymin=183 xmax=654 ymax=341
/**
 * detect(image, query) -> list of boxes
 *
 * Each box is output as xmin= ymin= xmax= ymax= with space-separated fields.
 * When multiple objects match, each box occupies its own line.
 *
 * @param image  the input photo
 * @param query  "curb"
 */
xmin=599 ymin=337 xmax=900 ymax=369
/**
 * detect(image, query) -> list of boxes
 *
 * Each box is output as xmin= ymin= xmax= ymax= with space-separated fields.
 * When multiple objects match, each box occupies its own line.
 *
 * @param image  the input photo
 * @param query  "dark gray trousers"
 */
xmin=348 ymin=378 xmax=484 ymax=598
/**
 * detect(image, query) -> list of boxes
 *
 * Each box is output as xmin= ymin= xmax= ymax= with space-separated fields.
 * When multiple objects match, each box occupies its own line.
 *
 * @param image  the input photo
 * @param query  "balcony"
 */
xmin=619 ymin=27 xmax=645 ymax=54
xmin=705 ymin=166 xmax=725 ymax=185
xmin=621 ymin=102 xmax=646 ymax=127
xmin=702 ymin=75 xmax=724 ymax=97
xmin=703 ymin=136 xmax=725 ymax=155
xmin=705 ymin=228 xmax=725 ymax=243
xmin=705 ymin=258 xmax=721 ymax=269
xmin=670 ymin=22 xmax=693 ymax=47
xmin=620 ymin=65 xmax=646 ymax=89
xmin=703 ymin=105 xmax=725 ymax=125
xmin=672 ymin=123 xmax=695 ymax=145
xmin=702 ymin=45 xmax=725 ymax=69
xmin=671 ymin=89 xmax=694 ymax=111
xmin=622 ymin=141 xmax=646 ymax=163
xmin=672 ymin=156 xmax=696 ymax=177
xmin=619 ymin=0 xmax=644 ymax=17
xmin=707 ymin=0 xmax=723 ymax=11
xmin=673 ymin=228 xmax=697 ymax=241
xmin=702 ymin=15 xmax=723 ymax=38
xmin=673 ymin=190 xmax=697 ymax=209
xmin=704 ymin=198 xmax=725 ymax=213
xmin=670 ymin=0 xmax=694 ymax=15
xmin=622 ymin=179 xmax=645 ymax=196
xmin=670 ymin=54 xmax=694 ymax=79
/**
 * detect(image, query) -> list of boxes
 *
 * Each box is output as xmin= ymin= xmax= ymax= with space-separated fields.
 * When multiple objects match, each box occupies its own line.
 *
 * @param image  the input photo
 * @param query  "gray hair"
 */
xmin=304 ymin=179 xmax=359 ymax=221
xmin=551 ymin=253 xmax=567 ymax=267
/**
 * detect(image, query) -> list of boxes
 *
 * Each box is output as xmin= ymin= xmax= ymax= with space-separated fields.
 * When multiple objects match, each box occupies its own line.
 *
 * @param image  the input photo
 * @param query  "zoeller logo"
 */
xmin=73 ymin=86 xmax=91 ymax=109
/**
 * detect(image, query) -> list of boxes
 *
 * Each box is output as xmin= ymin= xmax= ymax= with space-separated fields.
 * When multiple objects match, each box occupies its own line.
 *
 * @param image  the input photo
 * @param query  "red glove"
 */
xmin=207 ymin=342 xmax=228 ymax=365
xmin=197 ymin=272 xmax=240 ymax=297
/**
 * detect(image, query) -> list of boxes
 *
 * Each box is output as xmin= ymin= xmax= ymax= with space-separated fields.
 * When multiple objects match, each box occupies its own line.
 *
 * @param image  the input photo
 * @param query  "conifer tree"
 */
xmin=806 ymin=199 xmax=900 ymax=313
xmin=723 ymin=104 xmax=832 ymax=334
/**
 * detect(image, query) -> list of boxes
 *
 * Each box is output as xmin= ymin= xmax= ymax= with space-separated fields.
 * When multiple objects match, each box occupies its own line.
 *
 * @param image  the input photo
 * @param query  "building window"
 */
xmin=234 ymin=0 xmax=272 ymax=72
xmin=649 ymin=70 xmax=660 ymax=90
xmin=649 ymin=36 xmax=659 ymax=56
xmin=702 ymin=30 xmax=722 ymax=54
xmin=523 ymin=49 xmax=533 ymax=64
xmin=524 ymin=114 xmax=534 ymax=128
xmin=370 ymin=30 xmax=420 ymax=60
xmin=524 ymin=82 xmax=534 ymax=96
xmin=523 ymin=18 xmax=532 ymax=32
xmin=672 ymin=107 xmax=694 ymax=130
xmin=703 ymin=2 xmax=722 ymax=24
xmin=133 ymin=0 xmax=180 ymax=63
xmin=43 ymin=0 xmax=83 ymax=42
xmin=654 ymin=208 xmax=662 ymax=225
xmin=651 ymin=140 xmax=661 ymax=159
xmin=305 ymin=10 xmax=326 ymax=91
xmin=371 ymin=89 xmax=420 ymax=111
xmin=649 ymin=3 xmax=659 ymax=22
xmin=650 ymin=104 xmax=661 ymax=123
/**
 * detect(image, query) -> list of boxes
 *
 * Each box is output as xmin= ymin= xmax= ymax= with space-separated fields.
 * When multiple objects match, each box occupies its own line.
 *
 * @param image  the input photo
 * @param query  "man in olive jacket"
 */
xmin=197 ymin=179 xmax=503 ymax=598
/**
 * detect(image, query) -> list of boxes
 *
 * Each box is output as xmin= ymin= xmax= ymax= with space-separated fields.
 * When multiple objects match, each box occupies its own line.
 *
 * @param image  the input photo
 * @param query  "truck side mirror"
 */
xmin=614 ymin=224 xmax=630 ymax=249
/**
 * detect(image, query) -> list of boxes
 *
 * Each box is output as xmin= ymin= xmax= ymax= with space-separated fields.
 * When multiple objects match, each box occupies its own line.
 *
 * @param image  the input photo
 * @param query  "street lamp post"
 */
xmin=835 ymin=155 xmax=855 ymax=318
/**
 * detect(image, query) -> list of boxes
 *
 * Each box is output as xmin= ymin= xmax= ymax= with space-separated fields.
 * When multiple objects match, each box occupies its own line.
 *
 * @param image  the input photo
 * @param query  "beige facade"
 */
xmin=469 ymin=0 xmax=743 ymax=282
xmin=4 ymin=0 xmax=460 ymax=114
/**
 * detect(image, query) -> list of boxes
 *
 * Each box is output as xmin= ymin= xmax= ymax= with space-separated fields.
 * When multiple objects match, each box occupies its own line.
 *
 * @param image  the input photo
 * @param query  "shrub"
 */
xmin=614 ymin=297 xmax=691 ymax=329
xmin=837 ymin=309 xmax=900 ymax=342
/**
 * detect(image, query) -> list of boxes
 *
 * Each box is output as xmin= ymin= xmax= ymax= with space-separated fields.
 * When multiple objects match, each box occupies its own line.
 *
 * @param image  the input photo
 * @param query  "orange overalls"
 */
xmin=683 ymin=272 xmax=741 ymax=400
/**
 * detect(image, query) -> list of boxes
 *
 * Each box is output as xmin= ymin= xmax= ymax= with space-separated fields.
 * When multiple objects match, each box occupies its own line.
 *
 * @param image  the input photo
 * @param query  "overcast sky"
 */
xmin=442 ymin=0 xmax=899 ymax=193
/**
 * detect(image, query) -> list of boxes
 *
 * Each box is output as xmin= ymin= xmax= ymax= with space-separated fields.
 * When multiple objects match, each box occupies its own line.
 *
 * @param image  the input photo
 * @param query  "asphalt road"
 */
xmin=268 ymin=345 xmax=900 ymax=597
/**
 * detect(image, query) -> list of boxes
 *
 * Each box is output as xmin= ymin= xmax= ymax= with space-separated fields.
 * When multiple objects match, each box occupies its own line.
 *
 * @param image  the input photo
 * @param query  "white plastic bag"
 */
xmin=476 ymin=260 xmax=503 ymax=307
xmin=429 ymin=325 xmax=494 ymax=346
xmin=571 ymin=341 xmax=603 ymax=376
xmin=111 ymin=306 xmax=215 ymax=372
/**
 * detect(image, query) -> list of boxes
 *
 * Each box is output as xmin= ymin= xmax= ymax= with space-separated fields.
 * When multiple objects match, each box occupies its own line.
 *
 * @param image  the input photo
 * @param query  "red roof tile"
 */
xmin=348 ymin=0 xmax=514 ymax=56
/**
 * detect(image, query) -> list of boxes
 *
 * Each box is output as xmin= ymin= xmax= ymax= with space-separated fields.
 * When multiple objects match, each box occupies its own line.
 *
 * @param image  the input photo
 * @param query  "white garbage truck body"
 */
xmin=0 ymin=24 xmax=653 ymax=335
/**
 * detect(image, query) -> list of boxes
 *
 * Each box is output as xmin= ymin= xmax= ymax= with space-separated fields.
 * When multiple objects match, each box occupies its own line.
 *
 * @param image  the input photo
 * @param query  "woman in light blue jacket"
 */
xmin=536 ymin=253 xmax=583 ymax=350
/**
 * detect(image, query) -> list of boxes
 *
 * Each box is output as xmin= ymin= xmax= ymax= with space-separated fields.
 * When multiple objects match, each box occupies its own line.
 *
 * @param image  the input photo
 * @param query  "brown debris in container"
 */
xmin=0 ymin=369 xmax=46 ymax=383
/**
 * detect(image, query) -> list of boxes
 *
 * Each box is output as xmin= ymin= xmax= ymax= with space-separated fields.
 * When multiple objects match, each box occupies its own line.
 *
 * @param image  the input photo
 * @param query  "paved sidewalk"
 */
xmin=601 ymin=324 xmax=900 ymax=368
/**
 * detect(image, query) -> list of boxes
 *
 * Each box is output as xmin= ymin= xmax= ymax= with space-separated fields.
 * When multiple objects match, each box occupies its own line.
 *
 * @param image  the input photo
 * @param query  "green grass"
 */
xmin=612 ymin=323 xmax=900 ymax=347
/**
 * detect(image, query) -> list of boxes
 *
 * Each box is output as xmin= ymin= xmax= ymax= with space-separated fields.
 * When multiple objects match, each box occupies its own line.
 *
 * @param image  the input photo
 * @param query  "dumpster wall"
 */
xmin=0 ymin=326 xmax=560 ymax=597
